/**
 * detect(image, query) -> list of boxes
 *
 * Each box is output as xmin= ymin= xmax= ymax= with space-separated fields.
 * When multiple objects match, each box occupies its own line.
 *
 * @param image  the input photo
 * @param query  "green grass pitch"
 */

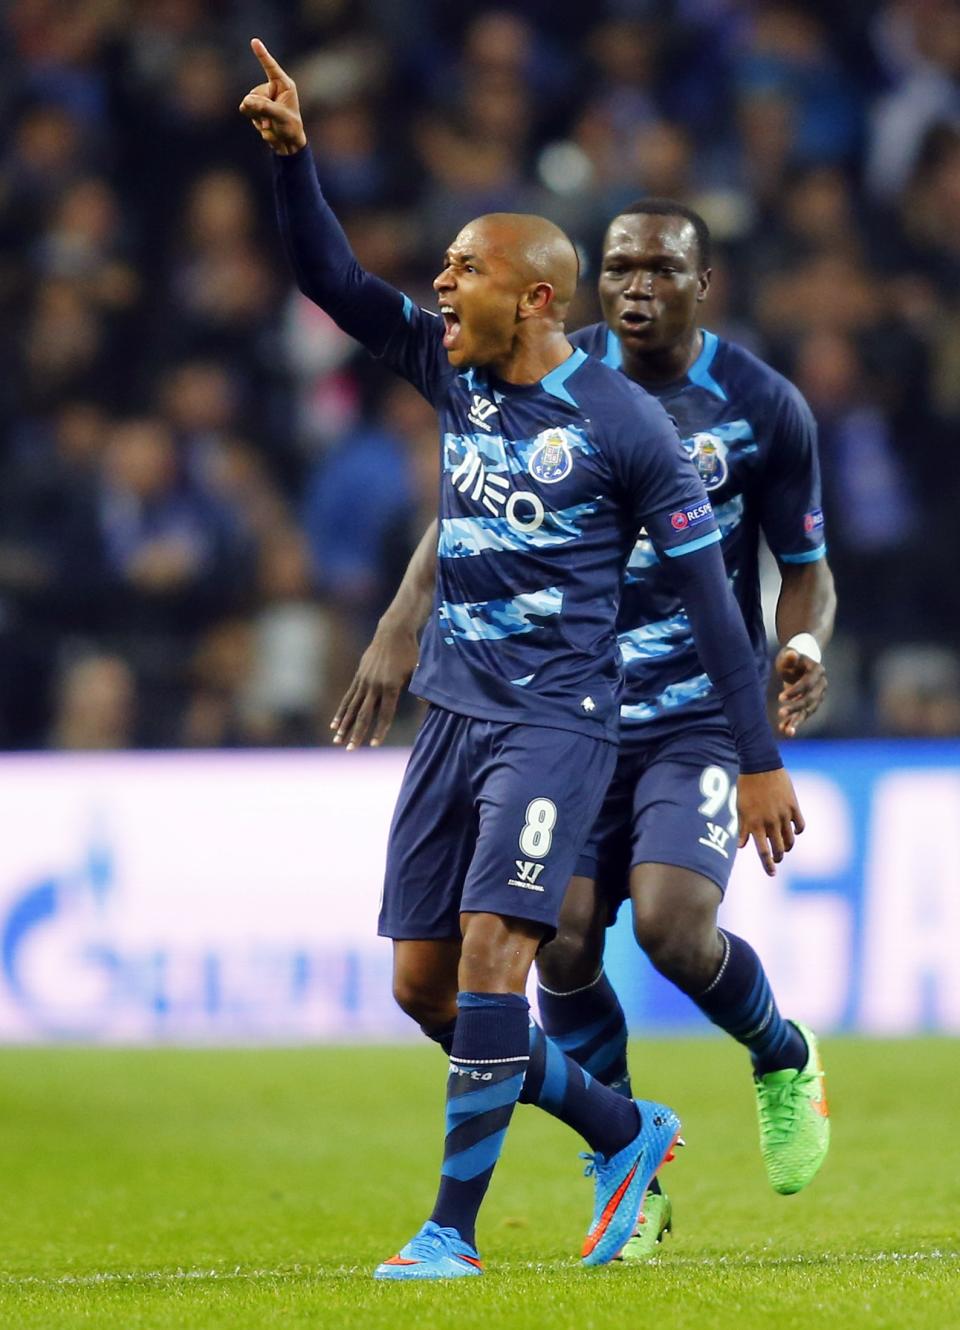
xmin=1 ymin=1038 xmax=957 ymax=1329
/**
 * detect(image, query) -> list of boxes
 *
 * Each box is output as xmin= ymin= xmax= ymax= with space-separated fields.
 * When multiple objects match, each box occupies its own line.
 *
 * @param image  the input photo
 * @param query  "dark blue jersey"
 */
xmin=272 ymin=148 xmax=782 ymax=769
xmin=571 ymin=323 xmax=827 ymax=743
xmin=382 ymin=304 xmax=716 ymax=740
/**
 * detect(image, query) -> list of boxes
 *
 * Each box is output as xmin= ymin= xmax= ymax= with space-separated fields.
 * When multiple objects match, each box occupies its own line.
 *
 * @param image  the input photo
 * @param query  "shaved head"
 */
xmin=459 ymin=213 xmax=579 ymax=310
xmin=434 ymin=210 xmax=579 ymax=375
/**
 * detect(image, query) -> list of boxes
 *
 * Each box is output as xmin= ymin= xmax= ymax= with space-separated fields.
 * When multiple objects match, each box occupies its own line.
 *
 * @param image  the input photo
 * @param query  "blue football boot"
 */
xmin=580 ymin=1099 xmax=683 ymax=1266
xmin=374 ymin=1220 xmax=484 ymax=1280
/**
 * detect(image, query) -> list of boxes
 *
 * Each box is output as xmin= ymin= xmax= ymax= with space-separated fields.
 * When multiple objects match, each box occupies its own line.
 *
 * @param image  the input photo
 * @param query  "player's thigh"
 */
xmin=378 ymin=706 xmax=475 ymax=943
xmin=461 ymin=723 xmax=617 ymax=943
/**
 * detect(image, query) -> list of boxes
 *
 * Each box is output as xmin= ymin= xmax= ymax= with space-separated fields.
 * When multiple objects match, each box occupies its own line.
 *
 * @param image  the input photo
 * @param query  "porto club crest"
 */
xmin=687 ymin=431 xmax=729 ymax=492
xmin=528 ymin=427 xmax=573 ymax=484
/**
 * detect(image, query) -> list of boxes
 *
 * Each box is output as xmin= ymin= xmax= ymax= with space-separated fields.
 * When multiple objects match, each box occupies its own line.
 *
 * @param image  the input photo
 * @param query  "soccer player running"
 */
xmin=340 ymin=201 xmax=836 ymax=1258
xmin=241 ymin=41 xmax=803 ymax=1278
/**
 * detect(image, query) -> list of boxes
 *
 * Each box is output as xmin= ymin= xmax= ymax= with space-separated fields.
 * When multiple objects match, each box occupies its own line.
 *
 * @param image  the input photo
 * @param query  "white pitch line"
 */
xmin=0 ymin=1251 xmax=956 ymax=1289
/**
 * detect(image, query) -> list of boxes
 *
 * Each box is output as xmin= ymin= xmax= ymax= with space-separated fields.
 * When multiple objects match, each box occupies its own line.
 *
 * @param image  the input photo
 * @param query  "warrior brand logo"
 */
xmin=581 ymin=696 xmax=596 ymax=712
xmin=451 ymin=448 xmax=546 ymax=532
xmin=698 ymin=822 xmax=731 ymax=858
xmin=467 ymin=394 xmax=499 ymax=431
xmin=528 ymin=427 xmax=573 ymax=483
xmin=508 ymin=860 xmax=546 ymax=891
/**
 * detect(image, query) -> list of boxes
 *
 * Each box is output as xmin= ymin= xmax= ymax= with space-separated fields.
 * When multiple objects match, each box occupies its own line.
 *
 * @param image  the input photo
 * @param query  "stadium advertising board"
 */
xmin=0 ymin=745 xmax=957 ymax=1041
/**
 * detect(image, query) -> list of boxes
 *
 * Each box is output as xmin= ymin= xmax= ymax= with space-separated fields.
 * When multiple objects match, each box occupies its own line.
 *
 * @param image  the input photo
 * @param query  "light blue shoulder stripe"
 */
xmin=779 ymin=544 xmax=827 ymax=564
xmin=541 ymin=348 xmax=588 ymax=406
xmin=687 ymin=329 xmax=727 ymax=401
xmin=602 ymin=327 xmax=623 ymax=369
xmin=663 ymin=528 xmax=722 ymax=558
xmin=401 ymin=293 xmax=414 ymax=322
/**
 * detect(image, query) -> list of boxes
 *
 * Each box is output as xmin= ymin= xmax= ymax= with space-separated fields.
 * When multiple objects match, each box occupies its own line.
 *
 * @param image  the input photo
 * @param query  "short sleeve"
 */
xmin=606 ymin=388 xmax=722 ymax=561
xmin=379 ymin=299 xmax=456 ymax=408
xmin=758 ymin=386 xmax=827 ymax=565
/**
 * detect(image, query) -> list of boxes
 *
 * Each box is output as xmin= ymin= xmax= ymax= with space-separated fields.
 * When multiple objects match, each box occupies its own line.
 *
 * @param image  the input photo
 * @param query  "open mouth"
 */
xmin=440 ymin=305 xmax=462 ymax=350
xmin=619 ymin=310 xmax=655 ymax=333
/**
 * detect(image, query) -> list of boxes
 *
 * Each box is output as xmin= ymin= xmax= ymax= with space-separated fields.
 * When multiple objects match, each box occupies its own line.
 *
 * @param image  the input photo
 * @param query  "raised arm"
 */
xmin=240 ymin=38 xmax=407 ymax=353
xmin=773 ymin=557 xmax=836 ymax=737
xmin=331 ymin=520 xmax=439 ymax=749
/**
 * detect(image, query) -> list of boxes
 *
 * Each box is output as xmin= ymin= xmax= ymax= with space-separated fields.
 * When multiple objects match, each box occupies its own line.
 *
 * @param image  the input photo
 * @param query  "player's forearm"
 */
xmin=273 ymin=147 xmax=402 ymax=353
xmin=379 ymin=521 xmax=438 ymax=635
xmin=775 ymin=559 xmax=836 ymax=650
xmin=667 ymin=543 xmax=781 ymax=773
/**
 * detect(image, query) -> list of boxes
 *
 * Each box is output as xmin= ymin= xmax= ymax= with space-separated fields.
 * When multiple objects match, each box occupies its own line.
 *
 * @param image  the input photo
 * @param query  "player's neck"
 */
xmin=622 ymin=326 xmax=703 ymax=388
xmin=487 ymin=329 xmax=573 ymax=386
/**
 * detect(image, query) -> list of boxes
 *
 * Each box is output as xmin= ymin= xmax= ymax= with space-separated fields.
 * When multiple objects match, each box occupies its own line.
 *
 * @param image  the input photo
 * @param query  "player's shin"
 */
xmin=427 ymin=992 xmax=530 ymax=1249
xmin=519 ymin=1021 xmax=640 ymax=1155
xmin=692 ymin=929 xmax=806 ymax=1074
xmin=537 ymin=969 xmax=632 ymax=1097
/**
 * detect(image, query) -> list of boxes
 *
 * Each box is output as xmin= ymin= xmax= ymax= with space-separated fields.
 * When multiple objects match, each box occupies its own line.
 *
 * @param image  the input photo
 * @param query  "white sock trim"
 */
xmin=699 ymin=930 xmax=732 ymax=996
xmin=537 ymin=968 xmax=606 ymax=998
xmin=448 ymin=1054 xmax=530 ymax=1066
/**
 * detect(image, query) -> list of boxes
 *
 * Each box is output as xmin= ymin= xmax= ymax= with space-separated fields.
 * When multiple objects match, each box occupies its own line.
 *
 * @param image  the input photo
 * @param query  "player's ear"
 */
xmin=697 ymin=268 xmax=712 ymax=303
xmin=518 ymin=282 xmax=554 ymax=320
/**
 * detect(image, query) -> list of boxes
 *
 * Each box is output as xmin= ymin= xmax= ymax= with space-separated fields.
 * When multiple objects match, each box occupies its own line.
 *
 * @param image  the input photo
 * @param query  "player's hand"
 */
xmin=736 ymin=768 xmax=804 ymax=877
xmin=330 ymin=619 xmax=420 ymax=750
xmin=238 ymin=38 xmax=307 ymax=155
xmin=775 ymin=646 xmax=828 ymax=738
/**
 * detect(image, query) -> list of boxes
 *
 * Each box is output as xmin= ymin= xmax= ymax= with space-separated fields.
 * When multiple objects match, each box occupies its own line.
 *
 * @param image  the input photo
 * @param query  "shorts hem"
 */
xmin=629 ymin=855 xmax=731 ymax=896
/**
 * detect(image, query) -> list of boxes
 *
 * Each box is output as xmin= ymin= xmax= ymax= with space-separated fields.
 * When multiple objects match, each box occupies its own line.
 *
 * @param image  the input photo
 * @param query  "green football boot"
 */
xmin=618 ymin=1188 xmax=673 ymax=1261
xmin=755 ymin=1021 xmax=830 ymax=1195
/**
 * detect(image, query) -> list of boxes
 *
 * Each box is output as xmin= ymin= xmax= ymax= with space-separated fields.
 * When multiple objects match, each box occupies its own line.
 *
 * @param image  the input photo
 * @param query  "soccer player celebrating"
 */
xmin=241 ymin=41 xmax=802 ymax=1278
xmin=539 ymin=203 xmax=836 ymax=1255
xmin=340 ymin=202 xmax=835 ymax=1258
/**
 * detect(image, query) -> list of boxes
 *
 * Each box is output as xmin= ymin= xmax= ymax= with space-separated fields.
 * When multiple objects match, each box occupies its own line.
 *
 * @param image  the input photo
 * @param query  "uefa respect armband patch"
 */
xmin=670 ymin=500 xmax=714 ymax=531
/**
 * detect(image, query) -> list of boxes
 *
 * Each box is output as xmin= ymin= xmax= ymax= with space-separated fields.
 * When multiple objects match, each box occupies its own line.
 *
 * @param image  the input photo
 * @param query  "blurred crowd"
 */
xmin=1 ymin=0 xmax=959 ymax=750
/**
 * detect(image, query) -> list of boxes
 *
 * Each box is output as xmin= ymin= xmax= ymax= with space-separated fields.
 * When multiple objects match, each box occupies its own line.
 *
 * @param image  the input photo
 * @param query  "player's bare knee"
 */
xmin=536 ymin=878 xmax=603 ymax=989
xmin=537 ymin=924 xmax=601 ymax=991
xmin=392 ymin=974 xmax=455 ymax=1027
xmin=633 ymin=903 xmax=721 ymax=992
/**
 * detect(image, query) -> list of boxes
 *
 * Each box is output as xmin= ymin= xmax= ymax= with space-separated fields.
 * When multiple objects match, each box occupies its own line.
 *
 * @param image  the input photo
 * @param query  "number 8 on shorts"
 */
xmin=519 ymin=798 xmax=557 ymax=859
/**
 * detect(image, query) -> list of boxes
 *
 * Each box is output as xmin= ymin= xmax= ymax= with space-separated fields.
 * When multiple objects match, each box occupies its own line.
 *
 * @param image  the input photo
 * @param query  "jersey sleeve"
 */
xmin=757 ymin=385 xmax=827 ymax=565
xmin=378 ymin=301 xmax=454 ymax=408
xmin=605 ymin=389 xmax=722 ymax=560
xmin=273 ymin=148 xmax=452 ymax=406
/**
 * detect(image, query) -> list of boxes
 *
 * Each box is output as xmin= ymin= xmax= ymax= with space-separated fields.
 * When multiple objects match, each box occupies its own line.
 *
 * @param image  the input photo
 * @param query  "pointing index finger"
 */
xmin=251 ymin=37 xmax=289 ymax=83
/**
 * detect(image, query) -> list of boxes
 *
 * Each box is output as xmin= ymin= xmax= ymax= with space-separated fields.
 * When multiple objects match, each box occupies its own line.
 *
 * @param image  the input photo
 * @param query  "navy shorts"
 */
xmin=379 ymin=705 xmax=617 ymax=942
xmin=575 ymin=724 xmax=740 ymax=913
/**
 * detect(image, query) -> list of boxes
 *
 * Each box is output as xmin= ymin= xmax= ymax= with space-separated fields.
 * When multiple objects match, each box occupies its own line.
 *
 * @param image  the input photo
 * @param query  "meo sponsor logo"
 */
xmin=670 ymin=501 xmax=713 ymax=531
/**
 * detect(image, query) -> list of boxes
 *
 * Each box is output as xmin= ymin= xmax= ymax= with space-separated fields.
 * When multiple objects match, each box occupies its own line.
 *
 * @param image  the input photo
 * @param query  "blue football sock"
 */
xmin=537 ymin=969 xmax=632 ymax=1096
xmin=694 ymin=930 xmax=807 ymax=1075
xmin=519 ymin=1021 xmax=639 ymax=1156
xmin=429 ymin=992 xmax=529 ymax=1249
